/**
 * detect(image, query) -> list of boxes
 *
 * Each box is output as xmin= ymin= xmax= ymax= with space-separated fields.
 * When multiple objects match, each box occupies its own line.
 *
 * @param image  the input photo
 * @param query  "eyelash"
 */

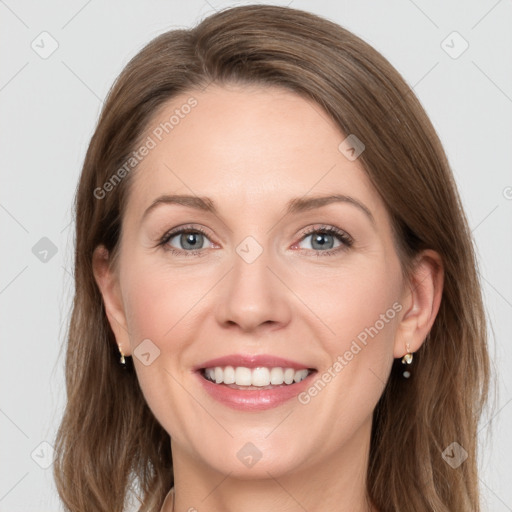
xmin=157 ymin=224 xmax=354 ymax=257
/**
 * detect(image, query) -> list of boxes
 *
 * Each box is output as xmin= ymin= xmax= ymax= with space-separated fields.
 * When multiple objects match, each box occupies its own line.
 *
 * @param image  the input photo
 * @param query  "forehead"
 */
xmin=125 ymin=84 xmax=386 ymax=224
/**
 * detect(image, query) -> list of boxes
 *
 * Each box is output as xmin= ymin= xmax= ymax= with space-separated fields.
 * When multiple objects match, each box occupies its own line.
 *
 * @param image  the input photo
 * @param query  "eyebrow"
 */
xmin=142 ymin=193 xmax=375 ymax=224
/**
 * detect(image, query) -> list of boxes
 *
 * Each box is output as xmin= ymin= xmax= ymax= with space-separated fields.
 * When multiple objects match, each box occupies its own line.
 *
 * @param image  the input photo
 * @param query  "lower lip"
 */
xmin=195 ymin=371 xmax=316 ymax=411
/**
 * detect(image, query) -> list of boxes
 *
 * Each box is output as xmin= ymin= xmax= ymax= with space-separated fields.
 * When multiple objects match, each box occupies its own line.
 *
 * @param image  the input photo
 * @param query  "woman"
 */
xmin=53 ymin=5 xmax=490 ymax=511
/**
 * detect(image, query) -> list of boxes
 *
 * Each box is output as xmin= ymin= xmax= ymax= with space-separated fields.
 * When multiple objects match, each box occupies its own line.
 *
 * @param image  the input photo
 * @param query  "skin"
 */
xmin=93 ymin=84 xmax=443 ymax=512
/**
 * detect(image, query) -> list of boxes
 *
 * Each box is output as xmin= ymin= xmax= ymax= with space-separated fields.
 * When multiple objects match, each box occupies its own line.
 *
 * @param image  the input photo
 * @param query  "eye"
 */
xmin=158 ymin=226 xmax=214 ymax=255
xmin=293 ymin=225 xmax=353 ymax=255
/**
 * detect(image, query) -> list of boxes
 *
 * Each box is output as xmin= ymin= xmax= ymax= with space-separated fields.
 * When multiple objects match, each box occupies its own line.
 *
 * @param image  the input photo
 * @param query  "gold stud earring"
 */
xmin=401 ymin=343 xmax=413 ymax=378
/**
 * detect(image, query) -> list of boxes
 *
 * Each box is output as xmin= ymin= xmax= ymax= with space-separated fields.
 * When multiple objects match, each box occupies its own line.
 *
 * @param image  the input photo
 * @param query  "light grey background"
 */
xmin=1 ymin=0 xmax=511 ymax=510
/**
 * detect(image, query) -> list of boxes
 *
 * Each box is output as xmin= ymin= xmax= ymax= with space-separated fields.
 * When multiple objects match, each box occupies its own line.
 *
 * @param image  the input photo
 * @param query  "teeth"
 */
xmin=270 ymin=367 xmax=284 ymax=385
xmin=223 ymin=366 xmax=235 ymax=384
xmin=235 ymin=367 xmax=252 ymax=386
xmin=203 ymin=366 xmax=310 ymax=387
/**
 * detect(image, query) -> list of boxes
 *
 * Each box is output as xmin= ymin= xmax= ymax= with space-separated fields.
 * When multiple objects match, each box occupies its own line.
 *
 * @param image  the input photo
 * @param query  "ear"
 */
xmin=393 ymin=249 xmax=444 ymax=358
xmin=92 ymin=245 xmax=132 ymax=356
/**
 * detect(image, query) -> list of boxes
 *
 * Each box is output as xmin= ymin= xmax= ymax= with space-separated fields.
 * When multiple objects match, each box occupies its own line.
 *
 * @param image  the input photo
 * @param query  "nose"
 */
xmin=215 ymin=243 xmax=292 ymax=334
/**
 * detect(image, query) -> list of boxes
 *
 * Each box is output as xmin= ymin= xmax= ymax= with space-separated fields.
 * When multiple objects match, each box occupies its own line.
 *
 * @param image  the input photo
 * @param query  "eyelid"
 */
xmin=158 ymin=224 xmax=213 ymax=244
xmin=290 ymin=224 xmax=353 ymax=255
xmin=294 ymin=224 xmax=353 ymax=244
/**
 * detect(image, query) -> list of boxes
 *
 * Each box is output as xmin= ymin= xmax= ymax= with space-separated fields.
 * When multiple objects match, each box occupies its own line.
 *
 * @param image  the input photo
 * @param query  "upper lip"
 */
xmin=193 ymin=354 xmax=316 ymax=371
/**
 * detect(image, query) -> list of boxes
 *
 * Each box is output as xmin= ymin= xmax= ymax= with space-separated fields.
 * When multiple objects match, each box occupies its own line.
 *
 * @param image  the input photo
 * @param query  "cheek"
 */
xmin=119 ymin=263 xmax=199 ymax=440
xmin=300 ymin=256 xmax=402 ymax=407
xmin=119 ymin=259 xmax=214 ymax=426
xmin=300 ymin=257 xmax=402 ymax=349
xmin=121 ymin=259 xmax=207 ymax=343
xmin=292 ymin=269 xmax=401 ymax=449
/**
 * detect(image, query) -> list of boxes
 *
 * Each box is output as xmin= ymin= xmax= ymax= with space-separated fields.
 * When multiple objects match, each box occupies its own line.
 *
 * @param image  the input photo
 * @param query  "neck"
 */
xmin=166 ymin=418 xmax=376 ymax=512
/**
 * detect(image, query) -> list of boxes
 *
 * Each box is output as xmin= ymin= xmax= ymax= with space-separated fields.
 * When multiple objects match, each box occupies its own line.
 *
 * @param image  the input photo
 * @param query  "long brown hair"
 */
xmin=53 ymin=5 xmax=490 ymax=511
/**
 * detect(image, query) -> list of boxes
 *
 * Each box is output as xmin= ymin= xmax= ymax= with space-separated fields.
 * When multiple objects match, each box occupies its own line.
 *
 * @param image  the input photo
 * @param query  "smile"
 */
xmin=201 ymin=366 xmax=311 ymax=388
xmin=194 ymin=355 xmax=318 ymax=410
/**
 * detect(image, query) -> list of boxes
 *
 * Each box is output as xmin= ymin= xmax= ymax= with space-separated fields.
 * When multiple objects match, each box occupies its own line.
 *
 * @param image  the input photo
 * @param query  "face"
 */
xmin=98 ymin=84 xmax=411 ymax=480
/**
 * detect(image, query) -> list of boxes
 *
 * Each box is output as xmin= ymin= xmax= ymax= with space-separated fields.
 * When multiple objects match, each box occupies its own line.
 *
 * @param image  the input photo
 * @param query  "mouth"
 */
xmin=193 ymin=354 xmax=317 ymax=410
xmin=194 ymin=355 xmax=318 ymax=410
xmin=199 ymin=365 xmax=316 ymax=390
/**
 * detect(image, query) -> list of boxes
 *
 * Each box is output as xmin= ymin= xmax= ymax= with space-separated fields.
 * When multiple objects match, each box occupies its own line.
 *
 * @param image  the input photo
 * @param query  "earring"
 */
xmin=118 ymin=344 xmax=126 ymax=366
xmin=401 ymin=343 xmax=413 ymax=378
